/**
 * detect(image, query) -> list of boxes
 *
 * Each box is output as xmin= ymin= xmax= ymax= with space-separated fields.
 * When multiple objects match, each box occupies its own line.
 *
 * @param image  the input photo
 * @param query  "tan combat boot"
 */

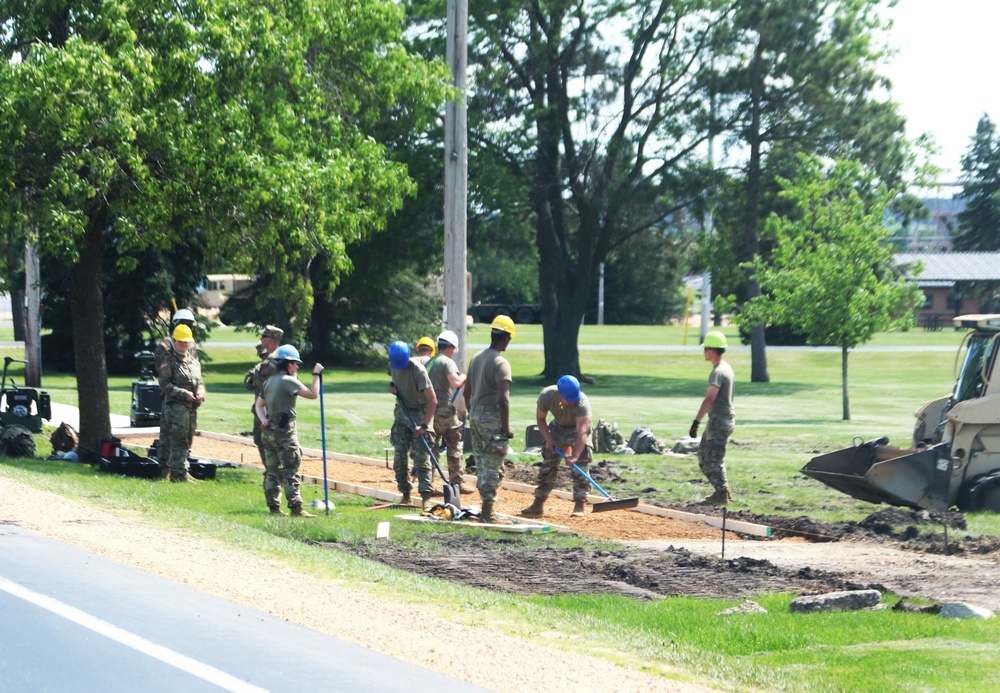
xmin=169 ymin=471 xmax=201 ymax=483
xmin=269 ymin=506 xmax=286 ymax=515
xmin=480 ymin=500 xmax=496 ymax=524
xmin=421 ymin=494 xmax=434 ymax=511
xmin=521 ymin=498 xmax=545 ymax=517
xmin=400 ymin=492 xmax=412 ymax=505
xmin=571 ymin=500 xmax=586 ymax=517
xmin=291 ymin=505 xmax=316 ymax=518
xmin=702 ymin=488 xmax=731 ymax=506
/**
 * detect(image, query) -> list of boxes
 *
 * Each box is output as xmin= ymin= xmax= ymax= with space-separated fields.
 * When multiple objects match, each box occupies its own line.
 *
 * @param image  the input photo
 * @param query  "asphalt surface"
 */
xmin=0 ymin=524 xmax=487 ymax=692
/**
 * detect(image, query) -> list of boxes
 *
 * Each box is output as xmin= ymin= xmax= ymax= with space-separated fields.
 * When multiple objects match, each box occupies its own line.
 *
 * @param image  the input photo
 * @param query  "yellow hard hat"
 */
xmin=490 ymin=314 xmax=516 ymax=338
xmin=703 ymin=331 xmax=727 ymax=349
xmin=172 ymin=324 xmax=194 ymax=343
xmin=417 ymin=336 xmax=436 ymax=356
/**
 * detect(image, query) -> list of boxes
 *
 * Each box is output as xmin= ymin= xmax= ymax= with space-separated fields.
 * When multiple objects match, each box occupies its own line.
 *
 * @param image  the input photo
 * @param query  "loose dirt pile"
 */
xmin=118 ymin=433 xmax=1000 ymax=607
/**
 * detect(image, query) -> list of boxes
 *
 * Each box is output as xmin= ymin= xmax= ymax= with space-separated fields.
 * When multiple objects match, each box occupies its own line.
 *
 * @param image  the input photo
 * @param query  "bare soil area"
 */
xmin=117 ymin=433 xmax=1000 ymax=609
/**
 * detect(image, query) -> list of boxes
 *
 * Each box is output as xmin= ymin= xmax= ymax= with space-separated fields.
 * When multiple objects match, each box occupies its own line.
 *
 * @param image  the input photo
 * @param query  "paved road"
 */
xmin=0 ymin=524 xmax=487 ymax=692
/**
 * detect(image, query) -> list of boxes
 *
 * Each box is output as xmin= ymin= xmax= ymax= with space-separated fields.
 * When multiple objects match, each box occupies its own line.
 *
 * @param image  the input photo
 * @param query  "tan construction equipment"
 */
xmin=802 ymin=314 xmax=1000 ymax=512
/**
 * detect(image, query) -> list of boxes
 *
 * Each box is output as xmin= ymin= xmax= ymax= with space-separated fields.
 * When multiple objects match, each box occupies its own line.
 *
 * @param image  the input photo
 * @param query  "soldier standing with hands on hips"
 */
xmin=690 ymin=331 xmax=735 ymax=505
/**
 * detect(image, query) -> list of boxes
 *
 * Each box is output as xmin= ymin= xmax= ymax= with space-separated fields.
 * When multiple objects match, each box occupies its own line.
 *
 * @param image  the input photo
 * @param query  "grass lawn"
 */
xmin=3 ymin=324 xmax=999 ymax=690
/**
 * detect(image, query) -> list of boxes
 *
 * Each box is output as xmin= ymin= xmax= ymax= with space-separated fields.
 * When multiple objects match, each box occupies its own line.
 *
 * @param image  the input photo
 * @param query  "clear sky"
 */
xmin=882 ymin=0 xmax=998 ymax=182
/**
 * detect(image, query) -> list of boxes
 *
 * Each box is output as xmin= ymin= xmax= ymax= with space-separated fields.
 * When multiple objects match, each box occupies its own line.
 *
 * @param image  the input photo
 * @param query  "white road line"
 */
xmin=0 ymin=576 xmax=268 ymax=693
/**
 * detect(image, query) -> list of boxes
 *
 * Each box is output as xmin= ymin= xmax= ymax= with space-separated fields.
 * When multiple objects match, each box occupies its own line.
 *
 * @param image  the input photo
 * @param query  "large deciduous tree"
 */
xmin=0 ymin=0 xmax=445 ymax=447
xmin=737 ymin=156 xmax=921 ymax=420
xmin=708 ymin=0 xmax=908 ymax=382
xmin=408 ymin=0 xmax=722 ymax=380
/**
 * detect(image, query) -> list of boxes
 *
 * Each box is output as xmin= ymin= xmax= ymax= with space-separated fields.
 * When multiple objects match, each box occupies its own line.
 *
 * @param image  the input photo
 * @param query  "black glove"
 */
xmin=689 ymin=419 xmax=700 ymax=438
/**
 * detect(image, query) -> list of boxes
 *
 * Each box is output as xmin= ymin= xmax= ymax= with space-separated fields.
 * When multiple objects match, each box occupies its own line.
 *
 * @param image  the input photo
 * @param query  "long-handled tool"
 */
xmin=397 ymin=396 xmax=461 ymax=508
xmin=554 ymin=446 xmax=639 ymax=513
xmin=319 ymin=372 xmax=330 ymax=516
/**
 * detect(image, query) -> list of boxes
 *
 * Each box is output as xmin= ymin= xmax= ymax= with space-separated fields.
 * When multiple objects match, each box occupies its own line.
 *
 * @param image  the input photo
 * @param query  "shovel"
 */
xmin=554 ymin=446 xmax=639 ymax=513
xmin=318 ymin=372 xmax=330 ymax=517
xmin=397 ymin=396 xmax=461 ymax=508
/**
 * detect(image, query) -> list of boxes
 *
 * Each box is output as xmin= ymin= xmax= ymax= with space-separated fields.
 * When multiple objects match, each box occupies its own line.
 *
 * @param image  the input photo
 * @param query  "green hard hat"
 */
xmin=703 ymin=331 xmax=727 ymax=349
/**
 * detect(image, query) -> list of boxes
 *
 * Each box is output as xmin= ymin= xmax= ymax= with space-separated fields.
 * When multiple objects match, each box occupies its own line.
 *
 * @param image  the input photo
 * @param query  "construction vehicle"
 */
xmin=802 ymin=314 xmax=1000 ymax=512
xmin=0 ymin=356 xmax=51 ymax=433
xmin=129 ymin=351 xmax=162 ymax=427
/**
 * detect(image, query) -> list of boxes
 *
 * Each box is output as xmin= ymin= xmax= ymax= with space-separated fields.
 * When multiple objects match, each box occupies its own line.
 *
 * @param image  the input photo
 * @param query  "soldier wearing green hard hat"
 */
xmin=690 ymin=331 xmax=735 ymax=505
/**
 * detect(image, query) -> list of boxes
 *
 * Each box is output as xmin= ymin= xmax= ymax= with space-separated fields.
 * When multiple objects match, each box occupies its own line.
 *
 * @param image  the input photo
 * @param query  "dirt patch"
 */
xmin=117 ymin=433 xmax=1000 ymax=607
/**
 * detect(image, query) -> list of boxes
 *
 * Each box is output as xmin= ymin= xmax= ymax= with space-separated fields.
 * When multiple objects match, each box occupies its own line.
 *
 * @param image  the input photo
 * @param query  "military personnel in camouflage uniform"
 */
xmin=428 ymin=330 xmax=472 ymax=494
xmin=255 ymin=344 xmax=323 ymax=517
xmin=690 ymin=331 xmax=735 ymax=505
xmin=388 ymin=341 xmax=437 ymax=508
xmin=158 ymin=324 xmax=206 ymax=482
xmin=153 ymin=308 xmax=196 ymax=475
xmin=522 ymin=375 xmax=593 ymax=518
xmin=463 ymin=315 xmax=515 ymax=523
xmin=244 ymin=326 xmax=284 ymax=465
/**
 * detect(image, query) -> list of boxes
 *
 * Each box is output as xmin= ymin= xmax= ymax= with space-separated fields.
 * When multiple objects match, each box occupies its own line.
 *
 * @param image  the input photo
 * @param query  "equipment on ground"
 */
xmin=802 ymin=314 xmax=1000 ymax=512
xmin=130 ymin=351 xmax=162 ymax=427
xmin=396 ymin=395 xmax=461 ymax=508
xmin=0 ymin=357 xmax=51 ymax=433
xmin=554 ymin=446 xmax=640 ymax=512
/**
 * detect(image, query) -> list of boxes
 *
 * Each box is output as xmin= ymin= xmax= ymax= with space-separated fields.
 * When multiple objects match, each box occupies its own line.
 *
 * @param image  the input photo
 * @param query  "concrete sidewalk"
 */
xmin=47 ymin=401 xmax=153 ymax=436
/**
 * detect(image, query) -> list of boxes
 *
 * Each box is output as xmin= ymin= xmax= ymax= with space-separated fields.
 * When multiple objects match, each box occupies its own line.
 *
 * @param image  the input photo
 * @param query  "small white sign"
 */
xmin=376 ymin=521 xmax=390 ymax=539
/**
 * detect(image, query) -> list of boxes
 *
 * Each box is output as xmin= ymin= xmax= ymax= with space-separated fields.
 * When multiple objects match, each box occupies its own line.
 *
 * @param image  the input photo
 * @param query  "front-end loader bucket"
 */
xmin=801 ymin=437 xmax=953 ymax=511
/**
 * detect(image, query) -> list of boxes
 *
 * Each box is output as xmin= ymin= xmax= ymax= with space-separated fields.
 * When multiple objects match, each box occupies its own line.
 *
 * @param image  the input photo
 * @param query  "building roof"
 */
xmin=895 ymin=252 xmax=1000 ymax=283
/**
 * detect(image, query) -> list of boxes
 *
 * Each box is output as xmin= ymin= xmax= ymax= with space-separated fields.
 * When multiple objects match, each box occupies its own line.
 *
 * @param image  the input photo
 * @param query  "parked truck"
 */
xmin=802 ymin=314 xmax=1000 ymax=512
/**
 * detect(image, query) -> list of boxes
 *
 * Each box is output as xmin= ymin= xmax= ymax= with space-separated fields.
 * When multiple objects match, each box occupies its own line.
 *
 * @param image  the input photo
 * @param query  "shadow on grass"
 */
xmin=519 ymin=373 xmax=819 ymax=399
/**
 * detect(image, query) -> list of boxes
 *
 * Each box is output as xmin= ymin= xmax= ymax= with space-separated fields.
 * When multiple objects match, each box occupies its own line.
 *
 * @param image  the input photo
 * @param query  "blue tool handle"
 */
xmin=319 ymin=374 xmax=330 ymax=515
xmin=553 ymin=446 xmax=613 ymax=500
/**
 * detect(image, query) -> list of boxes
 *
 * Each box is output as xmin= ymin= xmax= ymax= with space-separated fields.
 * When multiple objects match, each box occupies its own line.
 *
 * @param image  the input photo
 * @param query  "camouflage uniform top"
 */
xmin=260 ymin=374 xmax=305 ymax=423
xmin=389 ymin=360 xmax=432 ymax=411
xmin=245 ymin=353 xmax=279 ymax=399
xmin=158 ymin=348 xmax=205 ymax=406
xmin=707 ymin=360 xmax=735 ymax=418
xmin=428 ymin=354 xmax=460 ymax=404
xmin=536 ymin=385 xmax=591 ymax=427
xmin=155 ymin=335 xmax=202 ymax=365
xmin=466 ymin=347 xmax=512 ymax=409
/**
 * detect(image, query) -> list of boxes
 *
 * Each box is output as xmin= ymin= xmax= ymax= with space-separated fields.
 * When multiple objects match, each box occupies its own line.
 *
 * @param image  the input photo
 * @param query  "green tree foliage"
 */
xmin=407 ymin=0 xmax=715 ymax=379
xmin=0 ymin=1 xmax=445 ymax=447
xmin=955 ymin=115 xmax=1000 ymax=252
xmin=707 ymin=0 xmax=909 ymax=383
xmin=737 ymin=157 xmax=922 ymax=420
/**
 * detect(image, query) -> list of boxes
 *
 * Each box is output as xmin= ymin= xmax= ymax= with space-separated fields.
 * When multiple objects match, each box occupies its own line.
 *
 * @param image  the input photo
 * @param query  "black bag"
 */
xmin=188 ymin=458 xmax=217 ymax=480
xmin=98 ymin=447 xmax=161 ymax=479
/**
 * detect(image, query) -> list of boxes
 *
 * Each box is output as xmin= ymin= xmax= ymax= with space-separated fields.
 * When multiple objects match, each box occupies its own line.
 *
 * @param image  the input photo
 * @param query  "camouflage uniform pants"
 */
xmin=251 ymin=404 xmax=266 ymax=465
xmin=536 ymin=422 xmax=593 ymax=502
xmin=391 ymin=405 xmax=433 ymax=496
xmin=157 ymin=407 xmax=172 ymax=474
xmin=433 ymin=403 xmax=464 ymax=484
xmin=261 ymin=422 xmax=304 ymax=510
xmin=163 ymin=401 xmax=197 ymax=474
xmin=698 ymin=414 xmax=734 ymax=492
xmin=469 ymin=405 xmax=507 ymax=503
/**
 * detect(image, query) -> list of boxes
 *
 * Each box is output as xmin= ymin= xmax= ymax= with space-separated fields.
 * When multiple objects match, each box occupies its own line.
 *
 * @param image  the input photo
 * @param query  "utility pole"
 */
xmin=24 ymin=235 xmax=41 ymax=387
xmin=700 ymin=80 xmax=716 ymax=342
xmin=443 ymin=0 xmax=469 ymax=369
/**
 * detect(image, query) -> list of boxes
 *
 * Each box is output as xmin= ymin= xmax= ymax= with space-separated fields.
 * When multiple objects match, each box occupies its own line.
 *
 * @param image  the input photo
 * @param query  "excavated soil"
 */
xmin=118 ymin=433 xmax=1000 ymax=607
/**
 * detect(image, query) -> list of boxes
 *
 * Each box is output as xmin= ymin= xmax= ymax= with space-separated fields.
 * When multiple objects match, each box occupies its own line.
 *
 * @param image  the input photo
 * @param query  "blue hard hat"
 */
xmin=388 ymin=341 xmax=411 ymax=370
xmin=557 ymin=375 xmax=581 ymax=403
xmin=275 ymin=344 xmax=301 ymax=363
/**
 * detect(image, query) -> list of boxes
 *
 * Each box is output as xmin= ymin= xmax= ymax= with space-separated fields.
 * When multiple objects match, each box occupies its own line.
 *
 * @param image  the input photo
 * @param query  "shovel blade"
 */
xmin=443 ymin=483 xmax=461 ymax=509
xmin=591 ymin=497 xmax=639 ymax=513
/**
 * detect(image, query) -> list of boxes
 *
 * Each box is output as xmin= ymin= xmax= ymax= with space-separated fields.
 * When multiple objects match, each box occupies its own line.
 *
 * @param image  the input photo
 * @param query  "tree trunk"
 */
xmin=10 ymin=288 xmax=25 ymax=342
xmin=743 ymin=40 xmax=769 ymax=383
xmin=70 ymin=217 xmax=112 ymax=450
xmin=841 ymin=344 xmax=850 ymax=421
